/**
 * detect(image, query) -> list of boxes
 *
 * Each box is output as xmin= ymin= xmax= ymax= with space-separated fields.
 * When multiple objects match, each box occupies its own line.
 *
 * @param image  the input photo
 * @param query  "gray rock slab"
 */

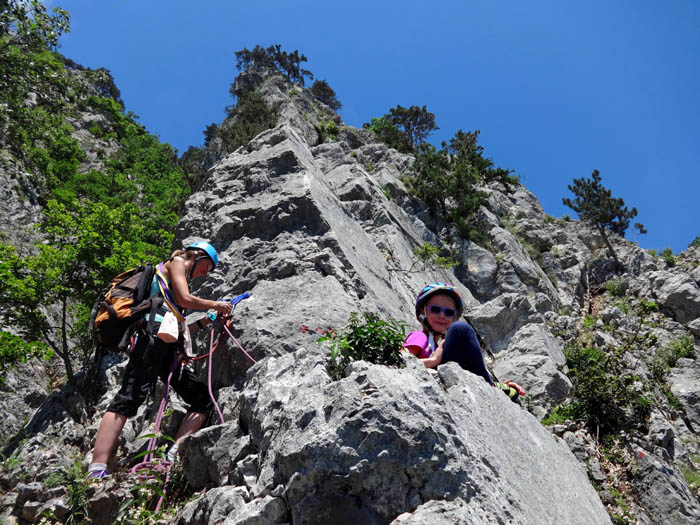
xmin=492 ymin=323 xmax=572 ymax=417
xmin=234 ymin=351 xmax=609 ymax=524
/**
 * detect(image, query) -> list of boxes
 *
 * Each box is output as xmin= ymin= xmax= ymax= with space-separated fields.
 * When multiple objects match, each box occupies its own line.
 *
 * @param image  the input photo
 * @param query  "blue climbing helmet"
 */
xmin=186 ymin=241 xmax=219 ymax=269
xmin=415 ymin=282 xmax=464 ymax=322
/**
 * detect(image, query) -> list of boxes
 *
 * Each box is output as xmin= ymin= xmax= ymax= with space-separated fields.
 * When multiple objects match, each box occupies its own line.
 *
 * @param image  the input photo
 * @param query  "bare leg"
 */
xmin=167 ymin=411 xmax=207 ymax=462
xmin=92 ymin=411 xmax=128 ymax=465
xmin=174 ymin=411 xmax=207 ymax=442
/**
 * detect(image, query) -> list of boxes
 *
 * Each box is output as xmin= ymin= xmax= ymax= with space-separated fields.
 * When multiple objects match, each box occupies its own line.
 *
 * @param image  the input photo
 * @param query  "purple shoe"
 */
xmin=86 ymin=468 xmax=111 ymax=480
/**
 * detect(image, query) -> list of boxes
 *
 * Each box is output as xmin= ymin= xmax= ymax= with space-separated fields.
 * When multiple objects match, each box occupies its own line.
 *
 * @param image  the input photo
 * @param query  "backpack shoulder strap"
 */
xmin=155 ymin=263 xmax=185 ymax=322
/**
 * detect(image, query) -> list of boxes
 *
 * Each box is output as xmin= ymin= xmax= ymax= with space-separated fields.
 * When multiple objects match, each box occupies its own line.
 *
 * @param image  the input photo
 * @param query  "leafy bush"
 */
xmin=651 ymin=335 xmax=696 ymax=381
xmin=321 ymin=312 xmax=408 ymax=380
xmin=541 ymin=403 xmax=579 ymax=425
xmin=690 ymin=236 xmax=700 ymax=249
xmin=659 ymin=247 xmax=676 ymax=267
xmin=0 ymin=330 xmax=53 ymax=383
xmin=400 ymin=129 xmax=516 ymax=244
xmin=682 ymin=464 xmax=700 ymax=499
xmin=564 ymin=342 xmax=651 ymax=434
xmin=605 ymin=278 xmax=624 ymax=297
xmin=315 ymin=119 xmax=339 ymax=142
xmin=43 ymin=461 xmax=90 ymax=525
xmin=411 ymin=242 xmax=458 ymax=271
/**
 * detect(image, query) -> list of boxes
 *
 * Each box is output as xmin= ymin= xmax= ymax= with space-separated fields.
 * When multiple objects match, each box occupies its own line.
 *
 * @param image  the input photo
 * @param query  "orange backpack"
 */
xmin=93 ymin=264 xmax=158 ymax=351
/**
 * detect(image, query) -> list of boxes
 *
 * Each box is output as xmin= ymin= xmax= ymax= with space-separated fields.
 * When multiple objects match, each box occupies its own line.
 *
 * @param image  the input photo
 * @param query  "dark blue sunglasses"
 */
xmin=428 ymin=305 xmax=457 ymax=317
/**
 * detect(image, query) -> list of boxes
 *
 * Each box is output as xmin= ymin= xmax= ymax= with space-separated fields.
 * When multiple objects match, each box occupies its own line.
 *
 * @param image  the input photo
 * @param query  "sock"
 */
xmin=166 ymin=443 xmax=179 ymax=463
xmin=89 ymin=462 xmax=108 ymax=472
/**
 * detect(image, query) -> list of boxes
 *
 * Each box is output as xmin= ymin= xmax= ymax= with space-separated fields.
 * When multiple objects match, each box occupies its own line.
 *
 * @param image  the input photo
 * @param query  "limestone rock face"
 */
xmin=178 ymin=355 xmax=610 ymax=525
xmin=649 ymin=271 xmax=700 ymax=323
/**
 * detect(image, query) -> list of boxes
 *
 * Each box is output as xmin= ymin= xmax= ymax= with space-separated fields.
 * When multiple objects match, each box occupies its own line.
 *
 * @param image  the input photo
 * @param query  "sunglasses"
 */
xmin=427 ymin=305 xmax=457 ymax=317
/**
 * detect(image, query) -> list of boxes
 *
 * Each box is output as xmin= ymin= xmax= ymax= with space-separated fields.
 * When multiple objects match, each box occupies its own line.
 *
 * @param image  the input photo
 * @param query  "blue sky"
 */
xmin=53 ymin=0 xmax=700 ymax=253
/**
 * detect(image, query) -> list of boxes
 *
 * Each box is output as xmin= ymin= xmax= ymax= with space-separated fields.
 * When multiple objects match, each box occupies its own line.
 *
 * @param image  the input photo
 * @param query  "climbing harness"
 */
xmin=128 ymin=291 xmax=253 ymax=512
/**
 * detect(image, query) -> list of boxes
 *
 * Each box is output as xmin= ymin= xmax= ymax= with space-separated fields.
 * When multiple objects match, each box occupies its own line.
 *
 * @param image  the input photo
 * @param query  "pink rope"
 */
xmin=221 ymin=322 xmax=257 ymax=364
xmin=209 ymin=326 xmax=225 ymax=424
xmin=125 ymin=312 xmax=253 ymax=513
xmin=129 ymin=362 xmax=176 ymax=512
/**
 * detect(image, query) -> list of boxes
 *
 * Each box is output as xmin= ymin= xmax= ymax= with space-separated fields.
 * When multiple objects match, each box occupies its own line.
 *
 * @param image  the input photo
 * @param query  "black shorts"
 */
xmin=107 ymin=333 xmax=213 ymax=418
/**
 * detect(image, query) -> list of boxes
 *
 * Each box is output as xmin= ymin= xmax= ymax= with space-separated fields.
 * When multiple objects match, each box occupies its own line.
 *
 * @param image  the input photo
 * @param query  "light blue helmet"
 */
xmin=186 ymin=241 xmax=219 ymax=269
xmin=415 ymin=282 xmax=464 ymax=321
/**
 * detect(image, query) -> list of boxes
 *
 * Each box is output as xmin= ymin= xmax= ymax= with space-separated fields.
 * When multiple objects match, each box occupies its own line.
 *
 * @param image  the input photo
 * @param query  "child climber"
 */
xmin=87 ymin=241 xmax=232 ymax=479
xmin=403 ymin=282 xmax=525 ymax=399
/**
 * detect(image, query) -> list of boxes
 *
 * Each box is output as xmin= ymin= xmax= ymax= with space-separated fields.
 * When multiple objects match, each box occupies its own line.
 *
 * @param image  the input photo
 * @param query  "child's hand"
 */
xmin=504 ymin=380 xmax=526 ymax=397
xmin=433 ymin=339 xmax=444 ymax=364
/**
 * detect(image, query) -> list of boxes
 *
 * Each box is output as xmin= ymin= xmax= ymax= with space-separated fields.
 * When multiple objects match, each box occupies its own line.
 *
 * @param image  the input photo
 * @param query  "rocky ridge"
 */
xmin=1 ymin=71 xmax=699 ymax=524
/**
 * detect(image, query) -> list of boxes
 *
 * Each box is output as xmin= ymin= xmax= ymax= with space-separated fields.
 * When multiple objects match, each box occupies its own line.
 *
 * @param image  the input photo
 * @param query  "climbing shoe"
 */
xmin=87 ymin=468 xmax=111 ymax=480
xmin=87 ymin=463 xmax=111 ymax=480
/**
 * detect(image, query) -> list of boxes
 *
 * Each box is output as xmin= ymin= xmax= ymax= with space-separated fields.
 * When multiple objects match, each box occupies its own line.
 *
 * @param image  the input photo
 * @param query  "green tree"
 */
xmin=0 ymin=200 xmax=163 ymax=388
xmin=220 ymin=91 xmax=278 ymax=152
xmin=407 ymin=143 xmax=451 ymax=215
xmin=448 ymin=130 xmax=517 ymax=190
xmin=563 ymin=170 xmax=642 ymax=267
xmin=179 ymin=145 xmax=208 ymax=191
xmin=387 ymin=104 xmax=438 ymax=151
xmin=364 ymin=105 xmax=438 ymax=153
xmin=234 ymin=44 xmax=313 ymax=85
xmin=310 ymin=79 xmax=341 ymax=110
xmin=404 ymin=131 xmax=494 ymax=242
xmin=0 ymin=0 xmax=72 ymax=157
xmin=362 ymin=116 xmax=412 ymax=153
xmin=203 ymin=122 xmax=219 ymax=146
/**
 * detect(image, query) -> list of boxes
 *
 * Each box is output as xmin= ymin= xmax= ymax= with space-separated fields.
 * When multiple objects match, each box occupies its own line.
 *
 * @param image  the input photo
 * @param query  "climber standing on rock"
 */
xmin=402 ymin=282 xmax=525 ymax=400
xmin=87 ymin=242 xmax=232 ymax=479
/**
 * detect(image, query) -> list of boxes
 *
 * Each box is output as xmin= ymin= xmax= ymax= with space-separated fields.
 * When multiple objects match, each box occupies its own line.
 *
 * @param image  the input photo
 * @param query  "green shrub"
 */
xmin=321 ymin=312 xmax=408 ymax=380
xmin=660 ymin=247 xmax=676 ymax=267
xmin=605 ymin=279 xmax=624 ymax=297
xmin=690 ymin=236 xmax=700 ymax=249
xmin=522 ymin=239 xmax=541 ymax=262
xmin=682 ymin=464 xmax=700 ymax=498
xmin=564 ymin=342 xmax=652 ymax=434
xmin=669 ymin=334 xmax=695 ymax=361
xmin=582 ymin=315 xmax=597 ymax=329
xmin=0 ymin=330 xmax=53 ymax=383
xmin=409 ymin=242 xmax=458 ymax=271
xmin=52 ymin=461 xmax=89 ymax=525
xmin=316 ymin=119 xmax=339 ymax=142
xmin=541 ymin=403 xmax=580 ymax=426
xmin=652 ymin=335 xmax=696 ymax=380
